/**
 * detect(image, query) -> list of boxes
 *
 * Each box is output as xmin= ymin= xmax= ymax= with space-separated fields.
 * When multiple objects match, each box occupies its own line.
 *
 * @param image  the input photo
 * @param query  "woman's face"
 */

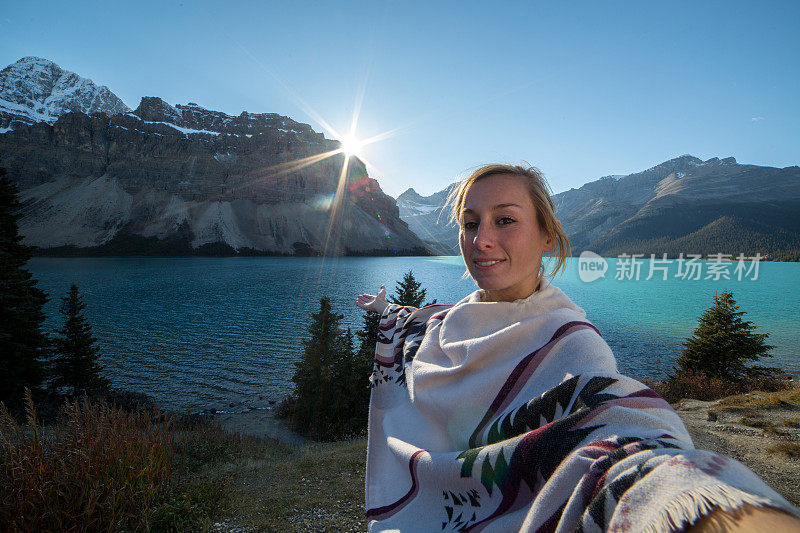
xmin=459 ymin=173 xmax=553 ymax=302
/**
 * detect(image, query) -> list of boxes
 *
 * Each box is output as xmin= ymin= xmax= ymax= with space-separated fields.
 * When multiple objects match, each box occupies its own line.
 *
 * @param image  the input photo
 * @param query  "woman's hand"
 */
xmin=356 ymin=285 xmax=389 ymax=315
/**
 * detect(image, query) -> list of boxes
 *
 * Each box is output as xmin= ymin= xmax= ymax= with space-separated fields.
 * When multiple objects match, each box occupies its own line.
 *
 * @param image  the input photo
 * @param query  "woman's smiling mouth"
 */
xmin=473 ymin=258 xmax=505 ymax=269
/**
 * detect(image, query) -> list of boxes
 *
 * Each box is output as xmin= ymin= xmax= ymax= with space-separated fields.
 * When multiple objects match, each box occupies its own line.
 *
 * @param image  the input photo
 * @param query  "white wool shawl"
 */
xmin=365 ymin=280 xmax=798 ymax=532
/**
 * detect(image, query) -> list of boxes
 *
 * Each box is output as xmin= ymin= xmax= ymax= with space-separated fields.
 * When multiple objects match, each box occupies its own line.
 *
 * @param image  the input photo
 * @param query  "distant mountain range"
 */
xmin=396 ymin=184 xmax=460 ymax=255
xmin=0 ymin=57 xmax=427 ymax=256
xmin=396 ymin=156 xmax=800 ymax=259
xmin=3 ymin=56 xmax=798 ymax=259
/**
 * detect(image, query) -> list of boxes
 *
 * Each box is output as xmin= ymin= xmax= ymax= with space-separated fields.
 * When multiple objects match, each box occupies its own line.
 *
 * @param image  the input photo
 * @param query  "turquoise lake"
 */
xmin=28 ymin=256 xmax=800 ymax=413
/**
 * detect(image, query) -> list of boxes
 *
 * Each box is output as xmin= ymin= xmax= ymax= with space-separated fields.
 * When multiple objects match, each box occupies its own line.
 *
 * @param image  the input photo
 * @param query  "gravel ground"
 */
xmin=675 ymin=397 xmax=800 ymax=505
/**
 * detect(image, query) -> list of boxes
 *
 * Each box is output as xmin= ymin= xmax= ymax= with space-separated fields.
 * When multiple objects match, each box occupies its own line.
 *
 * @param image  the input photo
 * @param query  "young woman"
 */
xmin=356 ymin=164 xmax=799 ymax=532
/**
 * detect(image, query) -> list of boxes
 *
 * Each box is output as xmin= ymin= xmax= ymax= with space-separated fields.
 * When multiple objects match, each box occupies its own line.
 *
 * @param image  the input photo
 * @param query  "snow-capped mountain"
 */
xmin=0 ymin=58 xmax=426 ymax=256
xmin=0 ymin=56 xmax=130 ymax=129
xmin=396 ymin=185 xmax=459 ymax=254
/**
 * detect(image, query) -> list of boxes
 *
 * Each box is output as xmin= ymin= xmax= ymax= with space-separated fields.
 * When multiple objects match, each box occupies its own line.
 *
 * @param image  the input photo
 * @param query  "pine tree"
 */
xmin=389 ymin=270 xmax=436 ymax=308
xmin=332 ymin=327 xmax=364 ymax=436
xmin=289 ymin=297 xmax=353 ymax=440
xmin=351 ymin=310 xmax=380 ymax=422
xmin=678 ymin=290 xmax=774 ymax=380
xmin=356 ymin=309 xmax=381 ymax=366
xmin=0 ymin=162 xmax=49 ymax=411
xmin=50 ymin=283 xmax=110 ymax=397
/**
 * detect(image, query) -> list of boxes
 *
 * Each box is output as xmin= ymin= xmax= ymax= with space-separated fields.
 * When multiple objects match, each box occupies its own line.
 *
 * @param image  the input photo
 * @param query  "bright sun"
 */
xmin=340 ymin=133 xmax=363 ymax=159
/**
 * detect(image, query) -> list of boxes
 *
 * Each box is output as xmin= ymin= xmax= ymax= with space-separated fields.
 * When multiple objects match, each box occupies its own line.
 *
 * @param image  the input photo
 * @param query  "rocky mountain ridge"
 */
xmin=0 ymin=57 xmax=427 ymax=256
xmin=396 ymin=156 xmax=800 ymax=258
xmin=396 ymin=185 xmax=460 ymax=254
xmin=0 ymin=56 xmax=130 ymax=129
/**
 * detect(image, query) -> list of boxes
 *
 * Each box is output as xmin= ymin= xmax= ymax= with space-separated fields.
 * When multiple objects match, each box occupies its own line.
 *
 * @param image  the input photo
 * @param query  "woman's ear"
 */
xmin=543 ymin=219 xmax=559 ymax=253
xmin=543 ymin=234 xmax=555 ymax=253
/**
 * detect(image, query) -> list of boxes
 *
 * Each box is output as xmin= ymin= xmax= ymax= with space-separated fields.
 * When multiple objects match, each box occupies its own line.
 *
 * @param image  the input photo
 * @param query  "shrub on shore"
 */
xmin=640 ymin=370 xmax=790 ymax=404
xmin=0 ymin=390 xmax=232 ymax=531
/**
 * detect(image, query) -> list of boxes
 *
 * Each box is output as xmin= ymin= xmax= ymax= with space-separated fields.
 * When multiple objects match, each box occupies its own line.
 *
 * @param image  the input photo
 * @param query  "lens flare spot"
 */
xmin=312 ymin=193 xmax=336 ymax=211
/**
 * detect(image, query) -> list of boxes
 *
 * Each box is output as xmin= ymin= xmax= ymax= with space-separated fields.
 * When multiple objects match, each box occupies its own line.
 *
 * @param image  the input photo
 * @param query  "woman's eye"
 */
xmin=498 ymin=217 xmax=515 ymax=225
xmin=463 ymin=221 xmax=478 ymax=230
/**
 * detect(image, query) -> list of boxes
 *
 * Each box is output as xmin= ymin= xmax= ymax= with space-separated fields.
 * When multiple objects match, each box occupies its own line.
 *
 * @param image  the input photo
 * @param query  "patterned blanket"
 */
xmin=365 ymin=280 xmax=798 ymax=532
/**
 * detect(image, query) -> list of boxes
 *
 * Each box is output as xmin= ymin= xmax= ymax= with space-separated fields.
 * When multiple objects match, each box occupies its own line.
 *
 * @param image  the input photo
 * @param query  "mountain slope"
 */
xmin=395 ymin=156 xmax=800 ymax=258
xmin=0 ymin=57 xmax=130 ymax=129
xmin=396 ymin=185 xmax=459 ymax=254
xmin=0 ymin=57 xmax=427 ymax=256
xmin=556 ymin=155 xmax=800 ymax=256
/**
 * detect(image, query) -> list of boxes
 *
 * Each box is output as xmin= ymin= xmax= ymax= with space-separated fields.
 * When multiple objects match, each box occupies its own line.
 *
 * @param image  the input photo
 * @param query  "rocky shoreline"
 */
xmin=675 ymin=393 xmax=800 ymax=505
xmin=209 ymin=408 xmax=308 ymax=446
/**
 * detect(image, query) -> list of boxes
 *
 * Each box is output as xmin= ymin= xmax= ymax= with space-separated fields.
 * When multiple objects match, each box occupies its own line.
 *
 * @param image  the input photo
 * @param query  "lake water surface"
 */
xmin=28 ymin=256 xmax=800 ymax=413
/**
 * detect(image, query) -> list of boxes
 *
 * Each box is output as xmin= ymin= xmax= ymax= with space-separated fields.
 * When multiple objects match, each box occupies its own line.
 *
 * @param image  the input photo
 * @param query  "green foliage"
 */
xmin=357 ymin=309 xmax=381 ymax=366
xmin=678 ymin=290 xmax=774 ymax=380
xmin=284 ymin=297 xmax=361 ymax=440
xmin=389 ymin=270 xmax=436 ymax=307
xmin=592 ymin=201 xmax=800 ymax=259
xmin=0 ymin=162 xmax=50 ymax=412
xmin=283 ymin=273 xmax=435 ymax=441
xmin=149 ymin=477 xmax=230 ymax=532
xmin=353 ymin=309 xmax=380 ymax=413
xmin=770 ymin=249 xmax=800 ymax=262
xmin=50 ymin=283 xmax=110 ymax=397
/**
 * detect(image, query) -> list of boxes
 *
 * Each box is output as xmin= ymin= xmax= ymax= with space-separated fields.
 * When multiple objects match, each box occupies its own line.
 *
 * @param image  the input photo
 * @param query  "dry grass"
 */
xmin=0 ymin=388 xmax=369 ymax=531
xmin=640 ymin=371 xmax=793 ymax=405
xmin=224 ymin=437 xmax=368 ymax=531
xmin=781 ymin=418 xmax=800 ymax=428
xmin=716 ymin=388 xmax=800 ymax=411
xmin=767 ymin=442 xmax=800 ymax=458
xmin=0 ymin=389 xmax=256 ymax=531
xmin=640 ymin=372 xmax=746 ymax=404
xmin=0 ymin=390 xmax=177 ymax=531
xmin=738 ymin=416 xmax=779 ymax=435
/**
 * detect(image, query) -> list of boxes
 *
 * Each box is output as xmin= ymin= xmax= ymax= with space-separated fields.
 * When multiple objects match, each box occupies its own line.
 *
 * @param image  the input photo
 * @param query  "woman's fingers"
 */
xmin=356 ymin=293 xmax=377 ymax=310
xmin=356 ymin=285 xmax=387 ymax=311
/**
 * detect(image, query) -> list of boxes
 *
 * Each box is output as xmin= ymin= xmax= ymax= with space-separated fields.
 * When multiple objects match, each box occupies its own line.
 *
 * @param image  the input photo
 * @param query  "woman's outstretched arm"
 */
xmin=356 ymin=285 xmax=389 ymax=315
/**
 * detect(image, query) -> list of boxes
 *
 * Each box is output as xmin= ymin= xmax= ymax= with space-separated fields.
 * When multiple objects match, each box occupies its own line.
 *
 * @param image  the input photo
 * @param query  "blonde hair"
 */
xmin=447 ymin=163 xmax=571 ymax=279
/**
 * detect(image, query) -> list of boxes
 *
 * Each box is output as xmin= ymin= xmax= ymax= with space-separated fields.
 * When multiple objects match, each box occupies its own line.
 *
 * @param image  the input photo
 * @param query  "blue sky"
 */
xmin=2 ymin=0 xmax=798 ymax=197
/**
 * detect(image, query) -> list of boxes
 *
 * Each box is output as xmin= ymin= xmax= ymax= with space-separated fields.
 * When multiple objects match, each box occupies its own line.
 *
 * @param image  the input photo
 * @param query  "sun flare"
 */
xmin=340 ymin=133 xmax=363 ymax=159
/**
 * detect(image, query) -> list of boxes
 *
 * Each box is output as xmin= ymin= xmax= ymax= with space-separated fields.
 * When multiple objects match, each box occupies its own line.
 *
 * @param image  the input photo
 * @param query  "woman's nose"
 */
xmin=473 ymin=224 xmax=495 ymax=249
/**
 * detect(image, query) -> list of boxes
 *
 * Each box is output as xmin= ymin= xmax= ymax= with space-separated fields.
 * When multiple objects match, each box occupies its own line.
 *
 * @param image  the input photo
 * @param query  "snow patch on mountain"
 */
xmin=0 ymin=57 xmax=131 ymax=128
xmin=145 ymin=120 xmax=222 ymax=136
